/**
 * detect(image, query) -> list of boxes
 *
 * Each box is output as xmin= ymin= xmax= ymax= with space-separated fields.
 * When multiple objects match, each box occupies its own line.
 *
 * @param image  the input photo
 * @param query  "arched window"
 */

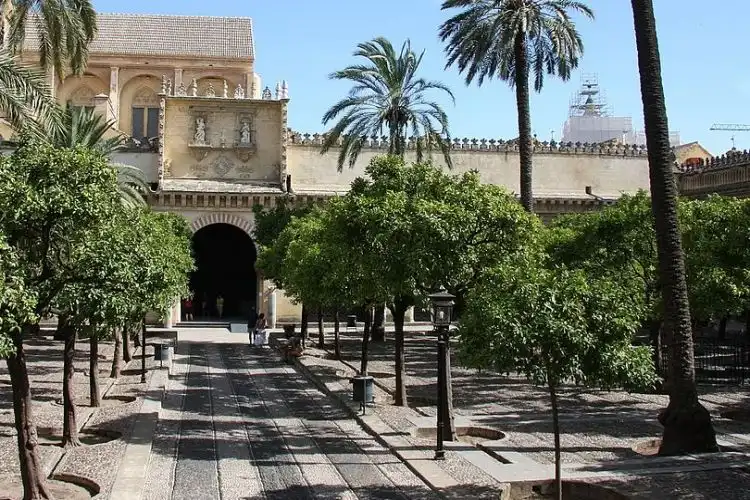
xmin=66 ymin=86 xmax=95 ymax=114
xmin=131 ymin=87 xmax=159 ymax=140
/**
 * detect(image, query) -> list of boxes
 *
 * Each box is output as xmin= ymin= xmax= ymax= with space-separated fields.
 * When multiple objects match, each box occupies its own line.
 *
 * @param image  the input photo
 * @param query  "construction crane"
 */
xmin=710 ymin=123 xmax=750 ymax=149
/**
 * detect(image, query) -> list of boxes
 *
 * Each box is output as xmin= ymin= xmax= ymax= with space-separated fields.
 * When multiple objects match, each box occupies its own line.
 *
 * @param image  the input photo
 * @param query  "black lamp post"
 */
xmin=428 ymin=286 xmax=455 ymax=460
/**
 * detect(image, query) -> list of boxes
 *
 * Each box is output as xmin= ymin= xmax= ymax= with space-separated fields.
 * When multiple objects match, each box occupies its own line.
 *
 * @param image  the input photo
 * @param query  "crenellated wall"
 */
xmin=287 ymin=132 xmax=651 ymax=199
xmin=678 ymin=150 xmax=750 ymax=198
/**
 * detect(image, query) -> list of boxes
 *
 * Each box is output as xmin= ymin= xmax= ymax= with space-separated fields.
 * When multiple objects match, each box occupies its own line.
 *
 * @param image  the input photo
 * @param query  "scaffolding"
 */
xmin=561 ymin=74 xmax=680 ymax=146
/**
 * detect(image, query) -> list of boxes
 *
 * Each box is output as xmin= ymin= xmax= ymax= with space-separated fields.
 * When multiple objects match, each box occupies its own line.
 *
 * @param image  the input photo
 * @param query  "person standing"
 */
xmin=247 ymin=307 xmax=258 ymax=345
xmin=254 ymin=313 xmax=267 ymax=347
xmin=216 ymin=295 xmax=224 ymax=318
xmin=183 ymin=297 xmax=194 ymax=321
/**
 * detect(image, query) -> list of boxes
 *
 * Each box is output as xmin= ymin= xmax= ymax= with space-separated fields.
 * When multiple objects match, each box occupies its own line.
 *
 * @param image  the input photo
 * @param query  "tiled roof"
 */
xmin=23 ymin=13 xmax=254 ymax=60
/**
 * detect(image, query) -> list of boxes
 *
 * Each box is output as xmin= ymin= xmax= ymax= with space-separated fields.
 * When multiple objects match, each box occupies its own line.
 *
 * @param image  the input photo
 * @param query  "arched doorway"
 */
xmin=190 ymin=223 xmax=257 ymax=321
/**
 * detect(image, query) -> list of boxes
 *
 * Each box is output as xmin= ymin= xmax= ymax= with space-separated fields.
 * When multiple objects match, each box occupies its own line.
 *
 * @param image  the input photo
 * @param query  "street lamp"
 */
xmin=428 ymin=286 xmax=455 ymax=460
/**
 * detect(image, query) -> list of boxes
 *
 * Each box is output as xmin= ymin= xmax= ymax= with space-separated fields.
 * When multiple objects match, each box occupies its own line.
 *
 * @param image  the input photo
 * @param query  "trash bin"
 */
xmin=350 ymin=375 xmax=374 ymax=404
xmin=153 ymin=343 xmax=173 ymax=363
xmin=346 ymin=315 xmax=357 ymax=328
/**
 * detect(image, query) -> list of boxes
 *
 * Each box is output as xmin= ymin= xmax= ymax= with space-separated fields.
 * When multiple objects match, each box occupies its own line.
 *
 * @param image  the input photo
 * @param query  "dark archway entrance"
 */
xmin=190 ymin=223 xmax=257 ymax=321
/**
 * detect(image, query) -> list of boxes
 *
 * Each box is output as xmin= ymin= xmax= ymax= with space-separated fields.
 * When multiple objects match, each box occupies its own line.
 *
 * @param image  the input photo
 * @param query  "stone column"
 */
xmin=245 ymin=72 xmax=255 ymax=99
xmin=174 ymin=68 xmax=184 ymax=88
xmin=108 ymin=67 xmax=120 ymax=125
xmin=268 ymin=290 xmax=277 ymax=329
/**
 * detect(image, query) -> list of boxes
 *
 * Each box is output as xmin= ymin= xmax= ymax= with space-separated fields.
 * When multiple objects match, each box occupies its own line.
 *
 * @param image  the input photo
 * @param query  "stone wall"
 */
xmin=162 ymin=96 xmax=286 ymax=185
xmin=287 ymin=133 xmax=651 ymax=199
xmin=678 ymin=150 xmax=750 ymax=199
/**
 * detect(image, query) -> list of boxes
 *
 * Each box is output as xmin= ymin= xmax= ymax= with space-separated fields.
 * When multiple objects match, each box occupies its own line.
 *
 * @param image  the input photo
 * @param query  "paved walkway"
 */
xmin=126 ymin=330 xmax=436 ymax=500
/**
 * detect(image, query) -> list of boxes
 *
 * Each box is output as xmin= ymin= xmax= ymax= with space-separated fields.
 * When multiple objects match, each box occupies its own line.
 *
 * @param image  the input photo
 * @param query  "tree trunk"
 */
xmin=132 ymin=323 xmax=141 ymax=347
xmin=301 ymin=304 xmax=309 ymax=341
xmin=648 ymin=319 xmax=663 ymax=377
xmin=110 ymin=327 xmax=122 ymax=378
xmin=548 ymin=379 xmax=562 ymax=500
xmin=441 ymin=328 xmax=457 ymax=441
xmin=371 ymin=304 xmax=386 ymax=342
xmin=631 ymin=0 xmax=718 ymax=455
xmin=317 ymin=307 xmax=324 ymax=349
xmin=745 ymin=308 xmax=750 ymax=338
xmin=122 ymin=325 xmax=132 ymax=363
xmin=718 ymin=316 xmax=728 ymax=340
xmin=61 ymin=318 xmax=81 ymax=449
xmin=7 ymin=326 xmax=53 ymax=499
xmin=514 ymin=35 xmax=534 ymax=213
xmin=90 ymin=335 xmax=101 ymax=407
xmin=333 ymin=310 xmax=341 ymax=359
xmin=361 ymin=306 xmax=372 ymax=375
xmin=392 ymin=299 xmax=408 ymax=407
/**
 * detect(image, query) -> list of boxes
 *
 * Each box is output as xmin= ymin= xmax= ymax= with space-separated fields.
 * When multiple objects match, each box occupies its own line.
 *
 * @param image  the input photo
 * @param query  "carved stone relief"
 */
xmin=213 ymin=155 xmax=232 ymax=177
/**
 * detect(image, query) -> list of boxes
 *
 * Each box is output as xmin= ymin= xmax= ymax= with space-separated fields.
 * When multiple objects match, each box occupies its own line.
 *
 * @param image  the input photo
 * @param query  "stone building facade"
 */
xmin=17 ymin=12 xmax=653 ymax=324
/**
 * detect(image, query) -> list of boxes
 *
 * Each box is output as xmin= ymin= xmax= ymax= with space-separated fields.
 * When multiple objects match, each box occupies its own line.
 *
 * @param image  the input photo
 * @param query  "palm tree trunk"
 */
xmin=514 ymin=36 xmax=534 ymax=213
xmin=631 ymin=0 xmax=717 ymax=455
xmin=7 ymin=324 xmax=53 ymax=499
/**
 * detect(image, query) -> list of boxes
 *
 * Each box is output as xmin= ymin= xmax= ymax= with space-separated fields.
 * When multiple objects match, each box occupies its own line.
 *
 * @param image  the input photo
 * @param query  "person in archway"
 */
xmin=183 ymin=296 xmax=194 ymax=322
xmin=254 ymin=313 xmax=267 ymax=347
xmin=216 ymin=295 xmax=224 ymax=318
xmin=247 ymin=306 xmax=258 ymax=344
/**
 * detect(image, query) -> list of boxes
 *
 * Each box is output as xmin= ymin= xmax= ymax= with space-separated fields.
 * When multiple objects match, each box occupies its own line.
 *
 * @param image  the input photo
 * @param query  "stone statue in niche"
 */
xmin=177 ymin=82 xmax=187 ymax=96
xmin=240 ymin=120 xmax=251 ymax=144
xmin=223 ymin=80 xmax=228 ymax=98
xmin=205 ymin=83 xmax=215 ymax=98
xmin=234 ymin=84 xmax=245 ymax=99
xmin=194 ymin=117 xmax=206 ymax=144
xmin=190 ymin=78 xmax=198 ymax=97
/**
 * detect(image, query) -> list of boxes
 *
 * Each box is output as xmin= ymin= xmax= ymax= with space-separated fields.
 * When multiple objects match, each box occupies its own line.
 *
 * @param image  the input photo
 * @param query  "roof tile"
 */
xmin=24 ymin=12 xmax=254 ymax=60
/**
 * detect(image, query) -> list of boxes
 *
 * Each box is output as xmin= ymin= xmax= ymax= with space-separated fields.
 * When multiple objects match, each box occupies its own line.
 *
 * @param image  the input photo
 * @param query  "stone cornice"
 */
xmin=288 ymin=131 xmax=649 ymax=158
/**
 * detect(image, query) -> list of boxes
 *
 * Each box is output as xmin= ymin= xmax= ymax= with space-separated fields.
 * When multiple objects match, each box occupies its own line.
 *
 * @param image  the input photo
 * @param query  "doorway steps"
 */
xmin=175 ymin=320 xmax=231 ymax=329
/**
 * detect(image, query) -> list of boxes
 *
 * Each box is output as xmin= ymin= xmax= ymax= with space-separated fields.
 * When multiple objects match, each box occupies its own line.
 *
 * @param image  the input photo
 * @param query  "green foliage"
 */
xmin=439 ymin=0 xmax=594 ymax=90
xmin=321 ymin=37 xmax=454 ymax=170
xmin=52 ymin=208 xmax=193 ymax=335
xmin=0 ymin=235 xmax=36 ymax=357
xmin=546 ymin=191 xmax=659 ymax=320
xmin=252 ymin=200 xmax=311 ymax=249
xmin=459 ymin=262 xmax=656 ymax=391
xmin=682 ymin=195 xmax=750 ymax=321
xmin=48 ymin=106 xmax=149 ymax=208
xmin=0 ymin=141 xmax=121 ymax=315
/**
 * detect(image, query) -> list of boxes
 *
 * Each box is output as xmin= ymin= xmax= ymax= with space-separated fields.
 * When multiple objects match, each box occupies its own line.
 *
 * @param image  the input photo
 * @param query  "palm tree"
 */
xmin=321 ymin=37 xmax=454 ymax=171
xmin=51 ymin=106 xmax=150 ymax=207
xmin=439 ymin=0 xmax=593 ymax=213
xmin=630 ymin=0 xmax=717 ymax=456
xmin=0 ymin=48 xmax=58 ymax=134
xmin=4 ymin=0 xmax=97 ymax=78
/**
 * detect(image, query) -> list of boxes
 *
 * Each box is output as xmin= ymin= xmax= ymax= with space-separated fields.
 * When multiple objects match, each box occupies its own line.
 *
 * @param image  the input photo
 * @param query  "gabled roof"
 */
xmin=23 ymin=13 xmax=254 ymax=60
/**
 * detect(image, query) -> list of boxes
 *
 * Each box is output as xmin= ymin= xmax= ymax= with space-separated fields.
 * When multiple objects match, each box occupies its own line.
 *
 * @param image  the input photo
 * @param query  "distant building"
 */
xmin=562 ymin=75 xmax=681 ymax=147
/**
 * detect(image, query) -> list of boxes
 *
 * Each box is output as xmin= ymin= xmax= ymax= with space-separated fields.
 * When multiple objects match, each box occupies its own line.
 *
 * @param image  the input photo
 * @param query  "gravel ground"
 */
xmin=304 ymin=329 xmax=750 ymax=498
xmin=0 ymin=333 xmax=159 ymax=498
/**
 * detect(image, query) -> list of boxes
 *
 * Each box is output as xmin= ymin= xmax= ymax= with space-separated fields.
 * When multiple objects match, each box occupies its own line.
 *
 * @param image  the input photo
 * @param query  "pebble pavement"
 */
xmin=142 ymin=337 xmax=437 ymax=500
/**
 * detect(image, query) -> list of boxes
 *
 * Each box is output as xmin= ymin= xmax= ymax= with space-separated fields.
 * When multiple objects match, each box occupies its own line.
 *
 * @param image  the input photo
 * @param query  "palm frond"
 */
xmin=322 ymin=37 xmax=454 ymax=169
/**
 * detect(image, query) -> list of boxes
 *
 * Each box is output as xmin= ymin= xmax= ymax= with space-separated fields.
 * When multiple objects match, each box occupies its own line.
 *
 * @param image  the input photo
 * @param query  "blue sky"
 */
xmin=93 ymin=0 xmax=747 ymax=155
